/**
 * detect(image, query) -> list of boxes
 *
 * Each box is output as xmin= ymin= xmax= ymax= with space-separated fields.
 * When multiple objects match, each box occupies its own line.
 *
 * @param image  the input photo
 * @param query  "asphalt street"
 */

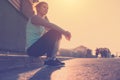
xmin=0 ymin=58 xmax=120 ymax=80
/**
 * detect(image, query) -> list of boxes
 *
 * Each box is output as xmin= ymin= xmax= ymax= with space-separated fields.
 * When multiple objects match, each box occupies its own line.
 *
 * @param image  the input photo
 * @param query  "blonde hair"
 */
xmin=35 ymin=1 xmax=48 ymax=8
xmin=33 ymin=1 xmax=48 ymax=14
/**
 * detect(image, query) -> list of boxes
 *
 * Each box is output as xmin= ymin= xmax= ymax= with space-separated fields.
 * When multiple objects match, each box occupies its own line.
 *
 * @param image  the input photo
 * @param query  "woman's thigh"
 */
xmin=27 ymin=30 xmax=61 ymax=57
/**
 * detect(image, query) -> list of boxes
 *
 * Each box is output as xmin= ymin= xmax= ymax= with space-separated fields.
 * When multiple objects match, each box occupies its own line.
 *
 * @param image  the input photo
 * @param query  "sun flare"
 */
xmin=41 ymin=0 xmax=120 ymax=54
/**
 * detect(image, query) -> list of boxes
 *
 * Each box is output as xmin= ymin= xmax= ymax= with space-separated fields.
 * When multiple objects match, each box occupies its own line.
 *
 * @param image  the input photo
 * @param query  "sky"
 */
xmin=40 ymin=0 xmax=120 ymax=55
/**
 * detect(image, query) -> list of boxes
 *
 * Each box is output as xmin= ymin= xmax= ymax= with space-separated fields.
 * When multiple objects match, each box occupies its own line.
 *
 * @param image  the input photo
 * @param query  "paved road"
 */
xmin=0 ymin=58 xmax=120 ymax=80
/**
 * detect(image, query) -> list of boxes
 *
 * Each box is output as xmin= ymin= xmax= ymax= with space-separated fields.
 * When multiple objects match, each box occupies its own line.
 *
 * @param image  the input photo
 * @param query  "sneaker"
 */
xmin=55 ymin=58 xmax=65 ymax=65
xmin=44 ymin=58 xmax=65 ymax=66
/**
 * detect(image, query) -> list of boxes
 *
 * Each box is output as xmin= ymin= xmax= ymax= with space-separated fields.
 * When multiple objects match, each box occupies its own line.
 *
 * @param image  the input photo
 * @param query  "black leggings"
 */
xmin=27 ymin=30 xmax=62 ymax=57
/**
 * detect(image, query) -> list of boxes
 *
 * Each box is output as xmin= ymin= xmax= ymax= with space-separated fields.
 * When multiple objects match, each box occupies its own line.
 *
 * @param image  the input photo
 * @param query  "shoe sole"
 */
xmin=44 ymin=64 xmax=65 ymax=68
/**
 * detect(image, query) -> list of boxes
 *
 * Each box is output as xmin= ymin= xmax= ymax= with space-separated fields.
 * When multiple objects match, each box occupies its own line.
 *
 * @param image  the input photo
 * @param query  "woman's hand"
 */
xmin=63 ymin=31 xmax=71 ymax=41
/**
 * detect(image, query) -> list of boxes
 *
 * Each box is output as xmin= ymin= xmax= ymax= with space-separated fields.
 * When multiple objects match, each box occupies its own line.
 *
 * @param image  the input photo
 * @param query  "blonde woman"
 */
xmin=26 ymin=1 xmax=71 ymax=66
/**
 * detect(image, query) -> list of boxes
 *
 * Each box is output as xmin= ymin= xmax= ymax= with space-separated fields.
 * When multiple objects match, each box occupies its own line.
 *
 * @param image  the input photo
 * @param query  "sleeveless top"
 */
xmin=26 ymin=18 xmax=45 ymax=49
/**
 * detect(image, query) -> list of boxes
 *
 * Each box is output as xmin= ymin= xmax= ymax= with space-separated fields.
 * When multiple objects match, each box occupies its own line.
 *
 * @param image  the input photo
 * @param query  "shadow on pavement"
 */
xmin=29 ymin=65 xmax=63 ymax=80
xmin=0 ymin=66 xmax=41 ymax=80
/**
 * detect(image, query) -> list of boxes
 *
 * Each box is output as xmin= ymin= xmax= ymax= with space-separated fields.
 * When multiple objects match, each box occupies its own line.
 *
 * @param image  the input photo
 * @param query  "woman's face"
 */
xmin=32 ymin=0 xmax=39 ymax=3
xmin=37 ymin=3 xmax=48 ymax=16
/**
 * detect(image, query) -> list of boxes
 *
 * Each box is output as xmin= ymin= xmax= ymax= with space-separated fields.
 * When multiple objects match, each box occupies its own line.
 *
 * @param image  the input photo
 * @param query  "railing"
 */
xmin=8 ymin=0 xmax=21 ymax=11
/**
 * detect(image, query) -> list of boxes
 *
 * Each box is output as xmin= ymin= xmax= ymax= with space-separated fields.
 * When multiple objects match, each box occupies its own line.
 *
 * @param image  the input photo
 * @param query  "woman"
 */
xmin=26 ymin=1 xmax=71 ymax=66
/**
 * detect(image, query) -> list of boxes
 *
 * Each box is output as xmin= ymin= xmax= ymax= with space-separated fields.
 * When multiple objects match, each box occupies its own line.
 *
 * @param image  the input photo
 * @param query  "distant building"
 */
xmin=59 ymin=45 xmax=94 ymax=58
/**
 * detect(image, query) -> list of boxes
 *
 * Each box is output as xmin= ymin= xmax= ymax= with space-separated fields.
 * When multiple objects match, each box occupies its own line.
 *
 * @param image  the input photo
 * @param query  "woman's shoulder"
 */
xmin=30 ymin=15 xmax=41 ymax=25
xmin=31 ymin=15 xmax=38 ymax=19
xmin=31 ymin=15 xmax=42 ymax=21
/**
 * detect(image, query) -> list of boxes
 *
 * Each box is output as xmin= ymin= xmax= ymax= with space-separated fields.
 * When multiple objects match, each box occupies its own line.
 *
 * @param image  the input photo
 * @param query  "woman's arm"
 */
xmin=21 ymin=0 xmax=34 ymax=18
xmin=31 ymin=15 xmax=71 ymax=40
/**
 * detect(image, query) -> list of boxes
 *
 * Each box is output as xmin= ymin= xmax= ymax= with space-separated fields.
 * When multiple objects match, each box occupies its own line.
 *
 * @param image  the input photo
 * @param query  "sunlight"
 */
xmin=62 ymin=0 xmax=79 ymax=4
xmin=44 ymin=0 xmax=120 ymax=54
xmin=59 ymin=0 xmax=85 ymax=8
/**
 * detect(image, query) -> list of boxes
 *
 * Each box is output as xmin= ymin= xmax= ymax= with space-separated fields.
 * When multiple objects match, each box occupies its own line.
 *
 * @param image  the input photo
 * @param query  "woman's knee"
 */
xmin=48 ymin=30 xmax=62 ymax=39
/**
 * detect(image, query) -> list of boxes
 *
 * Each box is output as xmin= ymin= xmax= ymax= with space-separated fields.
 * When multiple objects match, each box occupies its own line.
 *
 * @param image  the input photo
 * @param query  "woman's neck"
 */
xmin=37 ymin=14 xmax=46 ymax=19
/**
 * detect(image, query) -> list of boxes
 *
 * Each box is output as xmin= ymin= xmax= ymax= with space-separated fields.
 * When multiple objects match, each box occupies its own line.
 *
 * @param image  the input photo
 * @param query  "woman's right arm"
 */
xmin=31 ymin=15 xmax=71 ymax=40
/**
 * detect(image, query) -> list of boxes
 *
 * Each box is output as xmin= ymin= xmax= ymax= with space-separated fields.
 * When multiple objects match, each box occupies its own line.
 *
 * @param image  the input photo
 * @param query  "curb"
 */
xmin=0 ymin=55 xmax=73 ymax=72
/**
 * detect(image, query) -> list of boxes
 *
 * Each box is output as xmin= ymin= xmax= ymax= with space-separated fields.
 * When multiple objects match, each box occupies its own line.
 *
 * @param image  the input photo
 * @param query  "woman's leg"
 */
xmin=46 ymin=30 xmax=61 ymax=59
xmin=46 ymin=37 xmax=61 ymax=60
xmin=27 ymin=30 xmax=62 ymax=58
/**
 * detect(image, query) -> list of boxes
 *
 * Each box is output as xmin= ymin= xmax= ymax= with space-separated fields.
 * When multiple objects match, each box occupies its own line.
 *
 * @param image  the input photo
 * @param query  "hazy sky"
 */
xmin=40 ymin=0 xmax=120 ymax=54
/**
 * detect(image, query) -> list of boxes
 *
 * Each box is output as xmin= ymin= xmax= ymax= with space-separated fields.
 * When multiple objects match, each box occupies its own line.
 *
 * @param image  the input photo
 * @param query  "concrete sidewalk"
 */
xmin=0 ymin=55 xmax=41 ymax=72
xmin=0 ymin=54 xmax=73 ymax=72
